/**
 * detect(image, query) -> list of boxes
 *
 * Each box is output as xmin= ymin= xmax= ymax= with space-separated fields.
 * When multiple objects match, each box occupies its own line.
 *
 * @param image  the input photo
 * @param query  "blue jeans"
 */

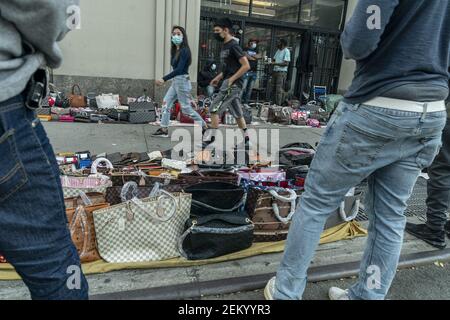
xmin=161 ymin=75 xmax=206 ymax=128
xmin=241 ymin=71 xmax=257 ymax=104
xmin=0 ymin=95 xmax=88 ymax=300
xmin=274 ymin=101 xmax=446 ymax=300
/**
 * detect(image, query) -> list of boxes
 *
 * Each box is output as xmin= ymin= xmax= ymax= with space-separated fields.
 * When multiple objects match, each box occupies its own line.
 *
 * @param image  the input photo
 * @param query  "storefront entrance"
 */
xmin=198 ymin=0 xmax=347 ymax=103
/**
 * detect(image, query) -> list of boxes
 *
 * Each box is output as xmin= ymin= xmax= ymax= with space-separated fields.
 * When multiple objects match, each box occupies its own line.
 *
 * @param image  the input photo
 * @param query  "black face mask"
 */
xmin=214 ymin=32 xmax=225 ymax=42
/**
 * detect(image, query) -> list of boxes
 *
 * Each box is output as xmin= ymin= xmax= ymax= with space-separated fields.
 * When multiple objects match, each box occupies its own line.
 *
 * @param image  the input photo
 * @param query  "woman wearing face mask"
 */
xmin=153 ymin=26 xmax=207 ymax=138
xmin=198 ymin=60 xmax=218 ymax=98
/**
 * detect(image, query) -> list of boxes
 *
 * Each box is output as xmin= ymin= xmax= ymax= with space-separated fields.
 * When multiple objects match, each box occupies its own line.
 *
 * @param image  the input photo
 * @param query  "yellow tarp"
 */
xmin=0 ymin=222 xmax=367 ymax=281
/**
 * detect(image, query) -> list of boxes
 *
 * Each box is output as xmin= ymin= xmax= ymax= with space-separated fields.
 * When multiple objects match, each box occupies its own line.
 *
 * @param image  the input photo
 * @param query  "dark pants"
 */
xmin=426 ymin=119 xmax=450 ymax=231
xmin=271 ymin=72 xmax=287 ymax=106
xmin=0 ymin=95 xmax=88 ymax=300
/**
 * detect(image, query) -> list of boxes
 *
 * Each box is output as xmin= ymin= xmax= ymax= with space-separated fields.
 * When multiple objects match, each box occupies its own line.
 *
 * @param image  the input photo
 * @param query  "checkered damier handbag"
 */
xmin=93 ymin=186 xmax=192 ymax=263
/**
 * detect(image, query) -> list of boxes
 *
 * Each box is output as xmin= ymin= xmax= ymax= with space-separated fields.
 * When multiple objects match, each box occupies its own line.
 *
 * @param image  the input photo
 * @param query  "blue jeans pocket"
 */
xmin=336 ymin=122 xmax=393 ymax=170
xmin=416 ymin=137 xmax=442 ymax=170
xmin=0 ymin=129 xmax=28 ymax=203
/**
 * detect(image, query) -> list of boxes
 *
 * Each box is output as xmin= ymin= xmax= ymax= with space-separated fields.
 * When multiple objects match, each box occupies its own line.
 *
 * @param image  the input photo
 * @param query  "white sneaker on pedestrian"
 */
xmin=264 ymin=277 xmax=276 ymax=301
xmin=329 ymin=287 xmax=350 ymax=300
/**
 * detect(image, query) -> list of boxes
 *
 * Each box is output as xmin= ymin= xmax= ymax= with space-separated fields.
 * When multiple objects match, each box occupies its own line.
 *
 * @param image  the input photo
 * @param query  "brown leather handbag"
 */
xmin=246 ymin=187 xmax=301 ymax=242
xmin=69 ymin=85 xmax=87 ymax=108
xmin=66 ymin=202 xmax=109 ymax=263
xmin=178 ymin=171 xmax=240 ymax=186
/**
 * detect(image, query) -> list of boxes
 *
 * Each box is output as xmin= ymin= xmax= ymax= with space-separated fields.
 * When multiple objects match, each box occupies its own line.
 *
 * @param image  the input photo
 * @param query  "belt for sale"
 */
xmin=363 ymin=97 xmax=446 ymax=113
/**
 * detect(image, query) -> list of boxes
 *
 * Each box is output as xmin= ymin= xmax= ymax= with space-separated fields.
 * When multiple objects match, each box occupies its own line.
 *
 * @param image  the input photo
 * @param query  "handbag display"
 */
xmin=246 ymin=187 xmax=300 ymax=242
xmin=66 ymin=200 xmax=109 ymax=263
xmin=69 ymin=85 xmax=87 ymax=108
xmin=185 ymin=182 xmax=247 ymax=217
xmin=268 ymin=106 xmax=293 ymax=125
xmin=178 ymin=171 xmax=240 ymax=186
xmin=61 ymin=158 xmax=114 ymax=198
xmin=178 ymin=214 xmax=254 ymax=261
xmin=93 ymin=187 xmax=192 ymax=263
xmin=238 ymin=167 xmax=286 ymax=183
xmin=96 ymin=94 xmax=121 ymax=109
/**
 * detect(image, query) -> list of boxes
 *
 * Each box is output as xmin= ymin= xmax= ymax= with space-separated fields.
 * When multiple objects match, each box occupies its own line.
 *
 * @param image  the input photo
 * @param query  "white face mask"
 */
xmin=251 ymin=43 xmax=257 ymax=49
xmin=211 ymin=64 xmax=217 ymax=71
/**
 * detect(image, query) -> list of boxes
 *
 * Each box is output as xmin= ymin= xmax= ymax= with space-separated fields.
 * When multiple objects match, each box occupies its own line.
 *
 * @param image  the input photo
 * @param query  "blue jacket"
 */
xmin=163 ymin=47 xmax=191 ymax=82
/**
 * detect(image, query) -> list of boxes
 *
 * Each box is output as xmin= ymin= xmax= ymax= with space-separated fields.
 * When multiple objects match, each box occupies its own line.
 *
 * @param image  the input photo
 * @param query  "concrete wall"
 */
xmin=54 ymin=0 xmax=201 ymax=101
xmin=338 ymin=0 xmax=358 ymax=93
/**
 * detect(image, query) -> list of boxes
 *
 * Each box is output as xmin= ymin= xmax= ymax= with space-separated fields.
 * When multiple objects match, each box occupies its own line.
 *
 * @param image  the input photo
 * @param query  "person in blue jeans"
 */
xmin=0 ymin=0 xmax=88 ymax=300
xmin=265 ymin=0 xmax=450 ymax=300
xmin=153 ymin=26 xmax=207 ymax=138
xmin=241 ymin=39 xmax=261 ymax=105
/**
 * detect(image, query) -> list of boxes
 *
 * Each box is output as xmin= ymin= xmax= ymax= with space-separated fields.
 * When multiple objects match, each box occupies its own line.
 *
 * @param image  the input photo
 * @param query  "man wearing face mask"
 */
xmin=270 ymin=39 xmax=291 ymax=106
xmin=198 ymin=60 xmax=218 ymax=98
xmin=242 ymin=39 xmax=262 ymax=105
xmin=203 ymin=18 xmax=251 ymax=148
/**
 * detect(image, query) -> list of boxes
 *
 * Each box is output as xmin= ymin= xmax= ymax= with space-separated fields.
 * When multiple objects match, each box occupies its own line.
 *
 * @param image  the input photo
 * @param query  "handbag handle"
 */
xmin=78 ymin=190 xmax=93 ymax=206
xmin=72 ymin=84 xmax=82 ymax=95
xmin=69 ymin=205 xmax=91 ymax=260
xmin=339 ymin=197 xmax=360 ymax=222
xmin=129 ymin=190 xmax=178 ymax=223
xmin=191 ymin=192 xmax=247 ymax=213
xmin=120 ymin=181 xmax=139 ymax=203
xmin=90 ymin=157 xmax=114 ymax=175
xmin=268 ymin=188 xmax=298 ymax=225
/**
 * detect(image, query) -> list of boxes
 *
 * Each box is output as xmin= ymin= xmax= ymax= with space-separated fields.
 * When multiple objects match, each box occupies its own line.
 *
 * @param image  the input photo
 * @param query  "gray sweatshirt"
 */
xmin=0 ymin=0 xmax=79 ymax=103
xmin=342 ymin=0 xmax=450 ymax=104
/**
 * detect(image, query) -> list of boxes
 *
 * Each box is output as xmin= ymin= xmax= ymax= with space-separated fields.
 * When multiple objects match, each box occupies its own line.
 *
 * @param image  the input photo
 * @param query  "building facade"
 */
xmin=54 ymin=0 xmax=357 ymax=102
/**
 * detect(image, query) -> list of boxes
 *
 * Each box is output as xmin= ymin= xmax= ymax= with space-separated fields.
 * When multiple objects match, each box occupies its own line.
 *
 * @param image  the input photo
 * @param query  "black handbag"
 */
xmin=185 ymin=182 xmax=247 ymax=217
xmin=279 ymin=143 xmax=316 ymax=167
xmin=179 ymin=214 xmax=254 ymax=260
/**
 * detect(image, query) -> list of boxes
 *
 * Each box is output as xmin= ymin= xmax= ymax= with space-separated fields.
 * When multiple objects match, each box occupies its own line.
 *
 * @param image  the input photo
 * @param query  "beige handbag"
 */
xmin=93 ymin=182 xmax=192 ymax=263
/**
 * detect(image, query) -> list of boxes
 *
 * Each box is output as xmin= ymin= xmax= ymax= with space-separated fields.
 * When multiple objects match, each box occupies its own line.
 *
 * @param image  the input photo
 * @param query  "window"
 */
xmin=251 ymin=0 xmax=300 ymax=23
xmin=201 ymin=0 xmax=250 ymax=16
xmin=301 ymin=0 xmax=345 ymax=30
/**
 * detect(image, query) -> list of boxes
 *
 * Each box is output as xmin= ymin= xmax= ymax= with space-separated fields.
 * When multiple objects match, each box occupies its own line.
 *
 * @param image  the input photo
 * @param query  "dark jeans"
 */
xmin=241 ymin=71 xmax=257 ymax=104
xmin=0 ymin=95 xmax=88 ymax=300
xmin=426 ymin=119 xmax=450 ymax=231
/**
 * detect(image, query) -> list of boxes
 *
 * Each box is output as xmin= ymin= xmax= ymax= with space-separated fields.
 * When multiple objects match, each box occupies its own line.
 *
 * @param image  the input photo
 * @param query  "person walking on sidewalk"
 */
xmin=153 ymin=26 xmax=208 ymax=138
xmin=406 ymin=90 xmax=450 ymax=250
xmin=203 ymin=18 xmax=251 ymax=148
xmin=0 ymin=0 xmax=89 ymax=300
xmin=270 ymin=39 xmax=291 ymax=106
xmin=265 ymin=0 xmax=450 ymax=301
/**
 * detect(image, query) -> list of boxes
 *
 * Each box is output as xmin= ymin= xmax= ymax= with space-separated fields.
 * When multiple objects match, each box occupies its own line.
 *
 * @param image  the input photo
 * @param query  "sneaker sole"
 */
xmin=263 ymin=285 xmax=273 ymax=301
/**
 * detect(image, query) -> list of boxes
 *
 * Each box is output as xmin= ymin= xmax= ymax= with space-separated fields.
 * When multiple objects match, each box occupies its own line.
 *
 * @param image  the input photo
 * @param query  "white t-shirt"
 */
xmin=273 ymin=48 xmax=291 ymax=72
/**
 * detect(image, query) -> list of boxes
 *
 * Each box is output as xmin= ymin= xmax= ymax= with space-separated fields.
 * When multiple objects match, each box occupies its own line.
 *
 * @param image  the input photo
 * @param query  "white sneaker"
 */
xmin=264 ymin=277 xmax=276 ymax=301
xmin=329 ymin=287 xmax=350 ymax=300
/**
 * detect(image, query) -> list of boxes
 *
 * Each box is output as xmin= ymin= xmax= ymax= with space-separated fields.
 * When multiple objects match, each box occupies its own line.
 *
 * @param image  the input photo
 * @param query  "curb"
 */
xmin=91 ymin=248 xmax=450 ymax=300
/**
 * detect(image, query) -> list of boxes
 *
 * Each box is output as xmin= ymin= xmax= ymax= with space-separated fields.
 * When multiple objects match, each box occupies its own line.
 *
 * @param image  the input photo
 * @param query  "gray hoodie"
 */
xmin=0 ymin=0 xmax=79 ymax=103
